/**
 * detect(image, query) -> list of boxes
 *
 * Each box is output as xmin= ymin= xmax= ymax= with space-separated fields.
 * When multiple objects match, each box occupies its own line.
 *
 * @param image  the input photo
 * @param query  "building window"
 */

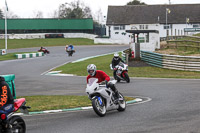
xmin=120 ymin=25 xmax=125 ymax=30
xmin=164 ymin=25 xmax=171 ymax=29
xmin=193 ymin=24 xmax=200 ymax=28
xmin=139 ymin=25 xmax=148 ymax=30
xmin=114 ymin=26 xmax=120 ymax=30
xmin=113 ymin=25 xmax=125 ymax=30
xmin=139 ymin=25 xmax=144 ymax=29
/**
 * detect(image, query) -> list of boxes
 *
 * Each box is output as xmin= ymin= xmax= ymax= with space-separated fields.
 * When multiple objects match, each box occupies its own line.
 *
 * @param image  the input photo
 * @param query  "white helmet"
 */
xmin=114 ymin=53 xmax=119 ymax=60
xmin=87 ymin=64 xmax=96 ymax=76
xmin=114 ymin=53 xmax=119 ymax=57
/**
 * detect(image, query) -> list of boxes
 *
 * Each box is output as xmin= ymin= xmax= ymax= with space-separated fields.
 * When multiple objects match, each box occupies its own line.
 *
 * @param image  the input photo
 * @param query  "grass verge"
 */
xmin=17 ymin=95 xmax=134 ymax=112
xmin=54 ymin=54 xmax=200 ymax=79
xmin=0 ymin=38 xmax=94 ymax=49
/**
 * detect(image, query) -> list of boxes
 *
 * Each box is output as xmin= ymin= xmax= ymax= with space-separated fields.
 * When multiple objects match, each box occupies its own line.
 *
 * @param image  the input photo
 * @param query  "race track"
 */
xmin=1 ymin=45 xmax=200 ymax=133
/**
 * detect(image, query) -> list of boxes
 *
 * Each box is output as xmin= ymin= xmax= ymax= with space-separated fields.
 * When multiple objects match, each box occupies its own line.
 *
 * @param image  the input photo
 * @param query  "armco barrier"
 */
xmin=141 ymin=50 xmax=200 ymax=72
xmin=15 ymin=52 xmax=44 ymax=59
xmin=0 ymin=74 xmax=16 ymax=99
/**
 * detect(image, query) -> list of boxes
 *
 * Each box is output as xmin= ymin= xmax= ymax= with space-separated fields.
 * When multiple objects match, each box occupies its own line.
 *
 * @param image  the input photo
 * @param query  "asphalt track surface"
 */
xmin=1 ymin=45 xmax=200 ymax=133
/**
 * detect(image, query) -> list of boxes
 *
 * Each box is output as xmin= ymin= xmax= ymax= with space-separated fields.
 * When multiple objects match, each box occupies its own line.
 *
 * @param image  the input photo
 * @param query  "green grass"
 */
xmin=0 ymin=52 xmax=36 ymax=61
xmin=0 ymin=38 xmax=94 ymax=49
xmin=194 ymin=33 xmax=200 ymax=37
xmin=54 ymin=54 xmax=200 ymax=79
xmin=17 ymin=95 xmax=134 ymax=112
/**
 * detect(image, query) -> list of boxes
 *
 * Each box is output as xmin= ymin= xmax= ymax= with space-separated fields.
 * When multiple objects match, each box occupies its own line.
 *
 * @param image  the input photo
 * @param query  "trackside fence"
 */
xmin=141 ymin=50 xmax=200 ymax=72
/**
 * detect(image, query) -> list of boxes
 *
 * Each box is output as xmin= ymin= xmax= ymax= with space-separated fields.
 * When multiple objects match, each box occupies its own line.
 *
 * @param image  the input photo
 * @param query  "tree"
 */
xmin=7 ymin=11 xmax=19 ymax=18
xmin=93 ymin=8 xmax=104 ymax=25
xmin=127 ymin=0 xmax=146 ymax=5
xmin=32 ymin=11 xmax=44 ymax=18
xmin=58 ymin=0 xmax=92 ymax=19
xmin=48 ymin=10 xmax=59 ymax=18
xmin=0 ymin=9 xmax=4 ymax=19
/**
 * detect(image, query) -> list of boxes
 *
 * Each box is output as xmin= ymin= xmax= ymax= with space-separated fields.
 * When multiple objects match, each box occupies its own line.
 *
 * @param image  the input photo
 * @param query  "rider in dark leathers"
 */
xmin=0 ymin=76 xmax=14 ymax=131
xmin=111 ymin=53 xmax=125 ymax=80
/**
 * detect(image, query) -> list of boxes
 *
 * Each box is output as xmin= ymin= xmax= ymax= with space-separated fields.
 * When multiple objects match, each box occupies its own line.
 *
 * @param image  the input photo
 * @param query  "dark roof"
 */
xmin=106 ymin=4 xmax=200 ymax=25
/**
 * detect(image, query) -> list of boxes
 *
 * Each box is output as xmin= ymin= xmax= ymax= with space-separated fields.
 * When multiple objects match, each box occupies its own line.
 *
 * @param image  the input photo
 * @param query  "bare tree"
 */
xmin=32 ymin=11 xmax=44 ymax=18
xmin=58 ymin=0 xmax=92 ymax=19
xmin=7 ymin=11 xmax=19 ymax=18
xmin=0 ymin=9 xmax=4 ymax=19
xmin=94 ymin=8 xmax=103 ymax=24
xmin=48 ymin=10 xmax=59 ymax=18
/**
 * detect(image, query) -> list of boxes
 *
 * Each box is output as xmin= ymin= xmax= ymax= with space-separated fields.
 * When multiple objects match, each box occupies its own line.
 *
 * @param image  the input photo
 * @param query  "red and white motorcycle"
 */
xmin=110 ymin=62 xmax=130 ymax=83
xmin=0 ymin=98 xmax=30 ymax=133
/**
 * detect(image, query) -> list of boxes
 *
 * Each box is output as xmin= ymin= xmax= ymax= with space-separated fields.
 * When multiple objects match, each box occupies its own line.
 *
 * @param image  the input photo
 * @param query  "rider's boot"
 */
xmin=113 ymin=91 xmax=120 ymax=104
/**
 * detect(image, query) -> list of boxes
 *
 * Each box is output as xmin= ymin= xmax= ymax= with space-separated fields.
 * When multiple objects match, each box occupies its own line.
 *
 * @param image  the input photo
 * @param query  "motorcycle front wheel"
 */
xmin=124 ymin=72 xmax=130 ymax=83
xmin=117 ymin=92 xmax=126 ymax=112
xmin=9 ymin=115 xmax=26 ymax=133
xmin=92 ymin=97 xmax=106 ymax=117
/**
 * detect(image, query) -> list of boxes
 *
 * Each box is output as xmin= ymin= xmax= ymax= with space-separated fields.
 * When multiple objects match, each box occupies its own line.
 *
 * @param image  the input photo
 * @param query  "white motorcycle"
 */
xmin=110 ymin=62 xmax=130 ymax=83
xmin=86 ymin=78 xmax=126 ymax=117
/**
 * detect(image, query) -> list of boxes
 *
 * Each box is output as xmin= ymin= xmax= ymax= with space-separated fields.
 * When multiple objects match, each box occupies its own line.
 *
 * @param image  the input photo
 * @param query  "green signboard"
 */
xmin=184 ymin=28 xmax=200 ymax=32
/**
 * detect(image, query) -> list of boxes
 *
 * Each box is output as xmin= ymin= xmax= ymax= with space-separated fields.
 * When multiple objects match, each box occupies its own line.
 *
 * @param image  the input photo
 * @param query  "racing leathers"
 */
xmin=112 ymin=57 xmax=125 ymax=80
xmin=87 ymin=70 xmax=119 ymax=100
xmin=0 ymin=76 xmax=14 ymax=126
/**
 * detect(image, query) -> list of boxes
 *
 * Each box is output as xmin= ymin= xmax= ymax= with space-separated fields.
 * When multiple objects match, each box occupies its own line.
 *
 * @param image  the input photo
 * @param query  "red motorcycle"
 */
xmin=38 ymin=47 xmax=50 ymax=54
xmin=0 ymin=98 xmax=30 ymax=133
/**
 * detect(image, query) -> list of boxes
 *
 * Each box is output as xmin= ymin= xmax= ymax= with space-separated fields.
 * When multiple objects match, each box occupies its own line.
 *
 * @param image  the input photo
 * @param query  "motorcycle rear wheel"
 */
xmin=9 ymin=115 xmax=26 ymax=133
xmin=92 ymin=97 xmax=106 ymax=117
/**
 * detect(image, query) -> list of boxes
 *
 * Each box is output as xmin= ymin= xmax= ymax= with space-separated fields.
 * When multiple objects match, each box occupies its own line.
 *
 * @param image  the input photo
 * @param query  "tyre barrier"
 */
xmin=15 ymin=52 xmax=44 ymax=59
xmin=141 ymin=50 xmax=200 ymax=72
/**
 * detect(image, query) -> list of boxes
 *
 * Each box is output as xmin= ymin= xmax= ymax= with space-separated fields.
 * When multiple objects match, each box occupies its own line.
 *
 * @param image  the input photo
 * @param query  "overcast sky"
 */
xmin=0 ymin=0 xmax=200 ymax=18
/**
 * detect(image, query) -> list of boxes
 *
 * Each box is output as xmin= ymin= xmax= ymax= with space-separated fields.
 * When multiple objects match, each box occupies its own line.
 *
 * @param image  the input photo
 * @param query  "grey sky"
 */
xmin=0 ymin=0 xmax=200 ymax=18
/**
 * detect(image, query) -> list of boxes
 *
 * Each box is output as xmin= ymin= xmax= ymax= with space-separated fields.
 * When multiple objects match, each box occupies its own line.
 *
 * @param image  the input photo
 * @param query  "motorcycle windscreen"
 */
xmin=88 ymin=78 xmax=98 ymax=86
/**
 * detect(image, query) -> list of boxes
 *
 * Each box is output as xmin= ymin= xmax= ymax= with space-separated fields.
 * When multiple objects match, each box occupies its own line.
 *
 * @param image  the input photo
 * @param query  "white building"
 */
xmin=94 ymin=4 xmax=200 ymax=51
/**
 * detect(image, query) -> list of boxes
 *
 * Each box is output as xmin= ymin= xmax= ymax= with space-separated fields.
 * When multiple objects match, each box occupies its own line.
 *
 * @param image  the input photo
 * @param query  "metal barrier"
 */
xmin=121 ymin=50 xmax=129 ymax=64
xmin=141 ymin=50 xmax=200 ymax=72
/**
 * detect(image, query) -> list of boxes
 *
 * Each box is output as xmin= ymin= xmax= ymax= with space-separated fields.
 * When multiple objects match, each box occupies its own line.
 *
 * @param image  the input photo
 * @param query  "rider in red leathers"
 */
xmin=87 ymin=64 xmax=120 ymax=102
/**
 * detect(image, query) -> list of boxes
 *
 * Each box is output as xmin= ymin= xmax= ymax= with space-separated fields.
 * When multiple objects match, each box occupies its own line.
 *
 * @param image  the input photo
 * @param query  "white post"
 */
xmin=166 ymin=8 xmax=168 ymax=38
xmin=5 ymin=1 xmax=8 ymax=50
xmin=186 ymin=17 xmax=187 ymax=28
xmin=5 ymin=10 xmax=7 ymax=50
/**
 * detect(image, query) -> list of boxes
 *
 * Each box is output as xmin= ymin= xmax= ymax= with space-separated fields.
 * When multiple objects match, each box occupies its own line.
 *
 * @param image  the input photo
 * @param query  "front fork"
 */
xmin=92 ymin=96 xmax=103 ymax=106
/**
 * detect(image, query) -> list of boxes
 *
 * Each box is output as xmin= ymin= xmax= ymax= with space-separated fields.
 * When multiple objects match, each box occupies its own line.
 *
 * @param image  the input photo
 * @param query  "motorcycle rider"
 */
xmin=65 ymin=45 xmax=68 ymax=52
xmin=0 ymin=76 xmax=14 ymax=130
xmin=87 ymin=64 xmax=120 ymax=103
xmin=68 ymin=44 xmax=74 ymax=51
xmin=111 ymin=53 xmax=125 ymax=79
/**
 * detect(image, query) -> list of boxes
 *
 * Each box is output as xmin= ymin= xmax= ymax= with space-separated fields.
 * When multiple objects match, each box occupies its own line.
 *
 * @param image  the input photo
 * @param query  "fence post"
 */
xmin=135 ymin=43 xmax=140 ymax=60
xmin=126 ymin=53 xmax=129 ymax=65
